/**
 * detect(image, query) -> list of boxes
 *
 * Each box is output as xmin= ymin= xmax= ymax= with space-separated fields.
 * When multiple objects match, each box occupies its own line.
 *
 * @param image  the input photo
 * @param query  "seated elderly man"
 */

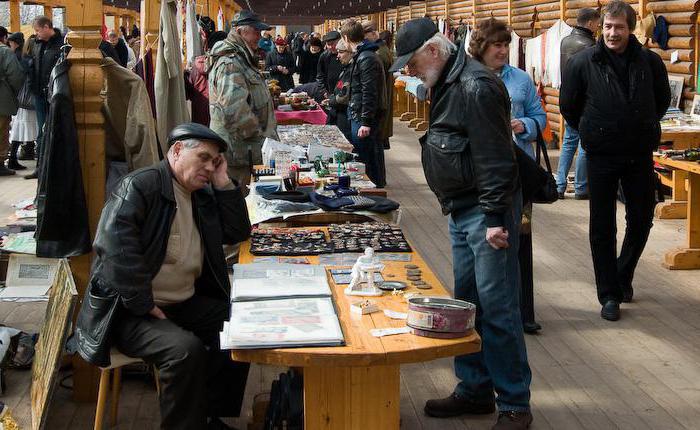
xmin=76 ymin=123 xmax=252 ymax=430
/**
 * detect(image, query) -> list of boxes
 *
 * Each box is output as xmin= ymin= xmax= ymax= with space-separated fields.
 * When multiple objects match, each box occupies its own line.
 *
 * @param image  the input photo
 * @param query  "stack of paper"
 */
xmin=0 ymin=255 xmax=58 ymax=302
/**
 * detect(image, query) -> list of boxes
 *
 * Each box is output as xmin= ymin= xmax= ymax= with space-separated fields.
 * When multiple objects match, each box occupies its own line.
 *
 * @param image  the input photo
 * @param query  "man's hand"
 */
xmin=511 ymin=119 xmax=525 ymax=134
xmin=211 ymin=155 xmax=232 ymax=189
xmin=149 ymin=306 xmax=167 ymax=320
xmin=358 ymin=126 xmax=371 ymax=138
xmin=486 ymin=227 xmax=509 ymax=250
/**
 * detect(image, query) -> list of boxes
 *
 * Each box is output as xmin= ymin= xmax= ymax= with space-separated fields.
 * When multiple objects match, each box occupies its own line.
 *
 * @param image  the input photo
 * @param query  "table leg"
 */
xmin=664 ymin=173 xmax=700 ymax=269
xmin=657 ymin=170 xmax=688 ymax=219
xmin=303 ymin=364 xmax=400 ymax=430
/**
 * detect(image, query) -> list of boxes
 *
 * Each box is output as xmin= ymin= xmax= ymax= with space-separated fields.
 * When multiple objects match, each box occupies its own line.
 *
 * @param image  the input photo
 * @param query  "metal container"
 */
xmin=407 ymin=297 xmax=476 ymax=339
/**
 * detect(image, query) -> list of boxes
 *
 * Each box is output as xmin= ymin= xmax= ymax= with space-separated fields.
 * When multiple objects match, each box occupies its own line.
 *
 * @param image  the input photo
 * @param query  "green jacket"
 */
xmin=376 ymin=42 xmax=394 ymax=140
xmin=0 ymin=46 xmax=25 ymax=117
xmin=208 ymin=32 xmax=278 ymax=169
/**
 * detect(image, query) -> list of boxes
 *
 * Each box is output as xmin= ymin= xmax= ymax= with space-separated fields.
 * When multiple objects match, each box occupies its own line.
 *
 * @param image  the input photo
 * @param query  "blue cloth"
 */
xmin=395 ymin=75 xmax=428 ymax=100
xmin=258 ymin=37 xmax=273 ymax=53
xmin=449 ymin=191 xmax=531 ymax=412
xmin=499 ymin=64 xmax=546 ymax=159
xmin=556 ymin=123 xmax=588 ymax=195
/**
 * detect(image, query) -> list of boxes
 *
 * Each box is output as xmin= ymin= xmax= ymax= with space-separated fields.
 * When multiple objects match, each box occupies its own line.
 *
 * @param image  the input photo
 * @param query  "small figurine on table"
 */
xmin=345 ymin=247 xmax=384 ymax=297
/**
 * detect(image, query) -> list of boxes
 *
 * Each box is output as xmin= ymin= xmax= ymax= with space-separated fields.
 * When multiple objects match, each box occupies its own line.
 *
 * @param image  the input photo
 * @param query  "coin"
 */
xmin=406 ymin=269 xmax=422 ymax=276
xmin=411 ymin=280 xmax=426 ymax=286
xmin=404 ymin=264 xmax=419 ymax=269
xmin=407 ymin=275 xmax=422 ymax=281
xmin=415 ymin=284 xmax=432 ymax=290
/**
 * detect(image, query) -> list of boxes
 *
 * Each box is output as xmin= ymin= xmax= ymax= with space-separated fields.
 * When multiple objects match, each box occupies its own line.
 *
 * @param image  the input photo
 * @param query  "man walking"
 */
xmin=561 ymin=0 xmax=670 ymax=321
xmin=209 ymin=10 xmax=278 ymax=191
xmin=556 ymin=8 xmax=600 ymax=200
xmin=390 ymin=18 xmax=532 ymax=430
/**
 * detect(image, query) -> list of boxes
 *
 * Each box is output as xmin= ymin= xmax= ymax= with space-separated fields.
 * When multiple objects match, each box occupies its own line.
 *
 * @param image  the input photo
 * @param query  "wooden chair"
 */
xmin=94 ymin=349 xmax=160 ymax=430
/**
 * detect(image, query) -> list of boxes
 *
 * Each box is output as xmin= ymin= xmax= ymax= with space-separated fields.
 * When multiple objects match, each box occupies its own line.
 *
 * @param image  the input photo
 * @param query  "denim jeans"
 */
xmin=449 ymin=195 xmax=531 ymax=412
xmin=556 ymin=123 xmax=588 ymax=195
xmin=34 ymin=94 xmax=48 ymax=158
xmin=350 ymin=117 xmax=386 ymax=187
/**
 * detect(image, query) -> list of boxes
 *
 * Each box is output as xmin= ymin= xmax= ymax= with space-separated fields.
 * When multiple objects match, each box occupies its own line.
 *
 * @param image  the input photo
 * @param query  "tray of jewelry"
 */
xmin=328 ymin=223 xmax=412 ymax=253
xmin=249 ymin=228 xmax=334 ymax=256
xmin=277 ymin=124 xmax=353 ymax=152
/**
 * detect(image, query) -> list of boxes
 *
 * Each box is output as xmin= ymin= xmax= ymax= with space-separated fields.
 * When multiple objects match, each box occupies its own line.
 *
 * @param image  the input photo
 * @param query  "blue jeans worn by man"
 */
xmin=449 ymin=193 xmax=532 ymax=413
xmin=556 ymin=123 xmax=588 ymax=196
xmin=350 ymin=117 xmax=386 ymax=187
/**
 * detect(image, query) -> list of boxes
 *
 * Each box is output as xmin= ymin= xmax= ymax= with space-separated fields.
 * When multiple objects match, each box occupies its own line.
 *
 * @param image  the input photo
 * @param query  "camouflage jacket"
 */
xmin=208 ymin=32 xmax=278 ymax=168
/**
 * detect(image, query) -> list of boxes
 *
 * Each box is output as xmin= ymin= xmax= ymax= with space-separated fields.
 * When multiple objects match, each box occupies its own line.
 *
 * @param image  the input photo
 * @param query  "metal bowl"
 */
xmin=407 ymin=297 xmax=476 ymax=338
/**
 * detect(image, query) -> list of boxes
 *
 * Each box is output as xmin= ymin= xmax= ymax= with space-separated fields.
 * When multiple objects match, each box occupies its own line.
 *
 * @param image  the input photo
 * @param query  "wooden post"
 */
xmin=140 ymin=0 xmax=160 ymax=58
xmin=65 ymin=0 xmax=105 ymax=402
xmin=9 ymin=0 xmax=20 ymax=33
xmin=44 ymin=5 xmax=53 ymax=17
xmin=507 ymin=0 xmax=512 ymax=25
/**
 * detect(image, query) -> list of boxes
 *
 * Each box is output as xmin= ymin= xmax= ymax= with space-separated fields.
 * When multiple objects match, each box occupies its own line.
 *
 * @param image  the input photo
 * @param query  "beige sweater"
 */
xmin=151 ymin=179 xmax=203 ymax=306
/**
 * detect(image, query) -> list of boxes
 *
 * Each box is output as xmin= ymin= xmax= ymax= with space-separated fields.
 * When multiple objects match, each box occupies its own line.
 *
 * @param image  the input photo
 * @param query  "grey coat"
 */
xmin=0 ymin=45 xmax=25 ymax=116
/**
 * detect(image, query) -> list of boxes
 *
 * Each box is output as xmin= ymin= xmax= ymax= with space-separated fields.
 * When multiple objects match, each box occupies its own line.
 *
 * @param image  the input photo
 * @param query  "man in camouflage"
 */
xmin=209 ymin=10 xmax=278 ymax=191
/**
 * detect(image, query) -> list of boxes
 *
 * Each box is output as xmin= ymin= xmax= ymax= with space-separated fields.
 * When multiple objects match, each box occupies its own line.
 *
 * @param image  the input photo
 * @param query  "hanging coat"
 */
xmin=155 ymin=0 xmax=190 ymax=146
xmin=185 ymin=0 xmax=202 ymax=67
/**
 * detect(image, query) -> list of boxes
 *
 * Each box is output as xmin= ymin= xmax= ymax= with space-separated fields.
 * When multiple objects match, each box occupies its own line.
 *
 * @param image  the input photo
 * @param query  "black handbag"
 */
xmin=515 ymin=122 xmax=559 ymax=205
xmin=17 ymin=81 xmax=34 ymax=110
xmin=74 ymin=279 xmax=120 ymax=367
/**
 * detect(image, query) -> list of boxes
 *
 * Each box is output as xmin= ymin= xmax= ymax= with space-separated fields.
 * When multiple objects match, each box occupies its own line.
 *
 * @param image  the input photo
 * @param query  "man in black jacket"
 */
xmin=316 ymin=31 xmax=343 ymax=98
xmin=556 ymin=8 xmax=600 ymax=200
xmin=76 ymin=123 xmax=252 ymax=430
xmin=390 ymin=18 xmax=532 ymax=430
xmin=342 ymin=19 xmax=386 ymax=187
xmin=26 ymin=16 xmax=62 ymax=179
xmin=560 ymin=0 xmax=671 ymax=321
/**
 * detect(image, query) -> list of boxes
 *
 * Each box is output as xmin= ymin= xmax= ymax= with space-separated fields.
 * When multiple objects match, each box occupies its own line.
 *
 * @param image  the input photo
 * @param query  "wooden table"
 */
xmin=231 ymin=230 xmax=481 ymax=429
xmin=656 ymin=129 xmax=700 ymax=219
xmin=653 ymin=156 xmax=700 ymax=269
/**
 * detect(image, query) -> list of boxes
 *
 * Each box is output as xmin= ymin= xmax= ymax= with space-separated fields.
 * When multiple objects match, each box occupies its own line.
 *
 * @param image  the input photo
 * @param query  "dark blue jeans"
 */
xmin=449 ymin=195 xmax=531 ymax=412
xmin=34 ymin=94 xmax=48 ymax=157
xmin=350 ymin=117 xmax=386 ymax=187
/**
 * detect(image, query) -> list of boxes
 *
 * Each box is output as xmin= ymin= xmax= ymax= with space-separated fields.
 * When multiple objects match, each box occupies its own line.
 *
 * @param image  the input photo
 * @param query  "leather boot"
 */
xmin=424 ymin=393 xmax=495 ymax=418
xmin=18 ymin=142 xmax=35 ymax=160
xmin=8 ymin=142 xmax=26 ymax=170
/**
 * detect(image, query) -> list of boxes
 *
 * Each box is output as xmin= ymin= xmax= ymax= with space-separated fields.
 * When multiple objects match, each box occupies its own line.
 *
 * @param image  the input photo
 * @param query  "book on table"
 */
xmin=220 ymin=263 xmax=345 ymax=350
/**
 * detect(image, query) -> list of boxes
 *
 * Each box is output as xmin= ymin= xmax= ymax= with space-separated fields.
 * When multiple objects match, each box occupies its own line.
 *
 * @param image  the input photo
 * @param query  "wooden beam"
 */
xmin=140 ymin=0 xmax=160 ymax=57
xmin=44 ymin=5 xmax=53 ymax=16
xmin=9 ymin=0 xmax=20 ymax=33
xmin=65 ymin=0 xmax=105 ymax=402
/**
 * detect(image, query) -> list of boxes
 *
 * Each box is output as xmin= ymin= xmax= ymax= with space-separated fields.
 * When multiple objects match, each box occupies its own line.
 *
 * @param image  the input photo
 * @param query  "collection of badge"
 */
xmin=327 ymin=223 xmax=412 ymax=253
xmin=249 ymin=228 xmax=333 ymax=256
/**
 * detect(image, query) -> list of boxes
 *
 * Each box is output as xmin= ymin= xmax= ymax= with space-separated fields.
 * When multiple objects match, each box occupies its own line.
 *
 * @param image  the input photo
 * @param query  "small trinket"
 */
xmin=351 ymin=299 xmax=380 ymax=315
xmin=404 ymin=264 xmax=419 ymax=269
xmin=415 ymin=284 xmax=432 ymax=290
xmin=407 ymin=275 xmax=422 ymax=281
xmin=406 ymin=269 xmax=422 ymax=276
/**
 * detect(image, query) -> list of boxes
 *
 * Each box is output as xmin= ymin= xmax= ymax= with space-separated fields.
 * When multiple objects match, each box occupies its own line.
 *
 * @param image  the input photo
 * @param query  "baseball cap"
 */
xmin=232 ymin=10 xmax=272 ymax=31
xmin=389 ymin=18 xmax=439 ymax=72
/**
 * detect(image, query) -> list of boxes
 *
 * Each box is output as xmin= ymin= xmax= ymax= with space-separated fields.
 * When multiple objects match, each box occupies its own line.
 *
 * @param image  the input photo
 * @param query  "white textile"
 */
xmin=543 ymin=20 xmax=573 ymax=88
xmin=10 ymin=108 xmax=38 ymax=142
xmin=509 ymin=31 xmax=521 ymax=68
xmin=525 ymin=35 xmax=543 ymax=83
xmin=185 ymin=0 xmax=203 ymax=67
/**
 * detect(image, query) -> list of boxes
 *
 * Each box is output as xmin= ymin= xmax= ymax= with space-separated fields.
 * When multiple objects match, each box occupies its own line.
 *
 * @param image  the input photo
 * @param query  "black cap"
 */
xmin=232 ymin=10 xmax=272 ymax=31
xmin=8 ymin=32 xmax=24 ymax=44
xmin=389 ymin=18 xmax=439 ymax=72
xmin=168 ymin=123 xmax=228 ymax=153
xmin=322 ymin=31 xmax=341 ymax=43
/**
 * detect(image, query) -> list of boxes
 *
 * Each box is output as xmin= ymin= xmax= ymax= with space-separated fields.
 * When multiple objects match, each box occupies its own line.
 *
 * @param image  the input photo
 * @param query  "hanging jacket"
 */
xmin=348 ymin=40 xmax=386 ymax=126
xmin=30 ymin=29 xmax=63 ymax=97
xmin=35 ymin=58 xmax=92 ymax=258
xmin=265 ymin=48 xmax=296 ymax=91
xmin=185 ymin=55 xmax=211 ymax=126
xmin=560 ymin=36 xmax=671 ymax=156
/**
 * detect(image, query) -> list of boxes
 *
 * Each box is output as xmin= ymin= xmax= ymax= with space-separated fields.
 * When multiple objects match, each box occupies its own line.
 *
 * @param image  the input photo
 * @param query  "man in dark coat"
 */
xmin=298 ymin=37 xmax=323 ymax=84
xmin=560 ymin=0 xmax=671 ymax=321
xmin=76 ymin=123 xmax=252 ymax=430
xmin=265 ymin=38 xmax=296 ymax=91
xmin=362 ymin=20 xmax=394 ymax=149
xmin=316 ymin=31 xmax=343 ymax=98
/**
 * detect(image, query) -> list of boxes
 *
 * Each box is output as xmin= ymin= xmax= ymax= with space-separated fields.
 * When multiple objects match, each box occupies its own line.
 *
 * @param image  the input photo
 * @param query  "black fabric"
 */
xmin=265 ymin=369 xmax=303 ymax=430
xmin=35 ymin=58 xmax=91 ymax=258
xmin=560 ymin=26 xmax=595 ymax=72
xmin=587 ymin=154 xmax=656 ymax=305
xmin=316 ymin=49 xmax=343 ymax=95
xmin=309 ymin=192 xmax=399 ymax=214
xmin=261 ymin=190 xmax=310 ymax=202
xmin=114 ymin=38 xmax=129 ymax=67
xmin=514 ymin=144 xmax=548 ymax=206
xmin=30 ymin=29 xmax=62 ymax=97
xmin=652 ymin=16 xmax=669 ymax=50
xmin=75 ymin=159 xmax=251 ymax=366
xmin=298 ymin=49 xmax=321 ymax=84
xmin=603 ymin=43 xmax=631 ymax=96
xmin=327 ymin=64 xmax=352 ymax=139
xmin=113 ymin=295 xmax=250 ymax=428
xmin=348 ymin=40 xmax=386 ymax=126
xmin=419 ymin=43 xmax=517 ymax=227
xmin=518 ymin=231 xmax=535 ymax=325
xmin=560 ymin=35 xmax=671 ymax=156
xmin=99 ymin=40 xmax=121 ymax=67
xmin=265 ymin=49 xmax=296 ymax=91
xmin=531 ymin=122 xmax=559 ymax=204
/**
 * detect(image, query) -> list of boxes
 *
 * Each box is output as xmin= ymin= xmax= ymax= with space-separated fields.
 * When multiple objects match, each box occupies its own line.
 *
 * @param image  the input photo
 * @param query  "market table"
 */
xmin=656 ymin=127 xmax=700 ymax=219
xmin=230 ymin=229 xmax=481 ymax=429
xmin=275 ymin=108 xmax=328 ymax=125
xmin=653 ymin=155 xmax=700 ymax=269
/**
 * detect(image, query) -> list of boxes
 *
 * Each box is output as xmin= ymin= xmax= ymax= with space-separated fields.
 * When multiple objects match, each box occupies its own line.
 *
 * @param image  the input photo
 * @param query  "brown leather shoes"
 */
xmin=492 ymin=410 xmax=533 ymax=429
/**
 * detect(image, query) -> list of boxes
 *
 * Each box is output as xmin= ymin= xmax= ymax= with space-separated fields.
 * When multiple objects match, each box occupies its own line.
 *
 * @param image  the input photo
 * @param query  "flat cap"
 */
xmin=322 ymin=31 xmax=341 ymax=43
xmin=232 ymin=10 xmax=272 ymax=31
xmin=167 ymin=123 xmax=228 ymax=152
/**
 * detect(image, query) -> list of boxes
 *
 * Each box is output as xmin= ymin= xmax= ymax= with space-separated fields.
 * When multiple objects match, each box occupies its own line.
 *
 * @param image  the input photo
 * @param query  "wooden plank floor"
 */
xmin=1 ymin=122 xmax=699 ymax=429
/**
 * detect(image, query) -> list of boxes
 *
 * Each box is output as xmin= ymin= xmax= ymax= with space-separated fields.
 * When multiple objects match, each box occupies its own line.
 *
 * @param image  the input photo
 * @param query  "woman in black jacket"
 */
xmin=265 ymin=38 xmax=296 ymax=91
xmin=298 ymin=37 xmax=323 ymax=84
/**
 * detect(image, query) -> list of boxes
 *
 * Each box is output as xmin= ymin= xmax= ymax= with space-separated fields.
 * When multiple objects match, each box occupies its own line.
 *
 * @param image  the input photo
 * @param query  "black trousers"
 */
xmin=113 ymin=295 xmax=249 ymax=430
xmin=587 ymin=154 xmax=656 ymax=305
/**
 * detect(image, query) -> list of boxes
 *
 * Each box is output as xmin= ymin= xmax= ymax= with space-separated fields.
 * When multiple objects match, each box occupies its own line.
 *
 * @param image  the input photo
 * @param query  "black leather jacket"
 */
xmin=560 ymin=26 xmax=596 ymax=72
xmin=560 ymin=36 xmax=671 ymax=156
xmin=75 ymin=160 xmax=251 ymax=365
xmin=35 ymin=58 xmax=92 ymax=258
xmin=316 ymin=49 xmax=343 ymax=95
xmin=421 ymin=47 xmax=517 ymax=227
xmin=30 ymin=29 xmax=63 ymax=97
xmin=348 ymin=41 xmax=386 ymax=126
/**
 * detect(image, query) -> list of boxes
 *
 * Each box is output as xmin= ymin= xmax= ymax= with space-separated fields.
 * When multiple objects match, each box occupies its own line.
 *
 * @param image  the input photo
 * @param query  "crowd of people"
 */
xmin=0 ymin=1 xmax=674 ymax=429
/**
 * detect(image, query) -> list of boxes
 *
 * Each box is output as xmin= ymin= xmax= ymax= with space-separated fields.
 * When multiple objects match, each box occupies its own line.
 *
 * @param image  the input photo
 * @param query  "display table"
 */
xmin=656 ymin=126 xmax=700 ymax=219
xmin=275 ymin=108 xmax=328 ymax=125
xmin=653 ymin=156 xmax=700 ymax=269
xmin=230 ymin=229 xmax=481 ymax=429
xmin=395 ymin=75 xmax=429 ymax=131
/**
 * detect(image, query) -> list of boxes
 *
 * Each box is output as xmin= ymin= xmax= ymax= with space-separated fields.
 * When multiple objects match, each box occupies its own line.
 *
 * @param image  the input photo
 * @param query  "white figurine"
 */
xmin=345 ymin=247 xmax=385 ymax=297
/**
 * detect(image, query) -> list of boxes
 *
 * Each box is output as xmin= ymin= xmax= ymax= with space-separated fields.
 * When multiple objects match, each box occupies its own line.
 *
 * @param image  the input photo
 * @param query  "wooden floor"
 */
xmin=1 ymin=122 xmax=700 ymax=429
